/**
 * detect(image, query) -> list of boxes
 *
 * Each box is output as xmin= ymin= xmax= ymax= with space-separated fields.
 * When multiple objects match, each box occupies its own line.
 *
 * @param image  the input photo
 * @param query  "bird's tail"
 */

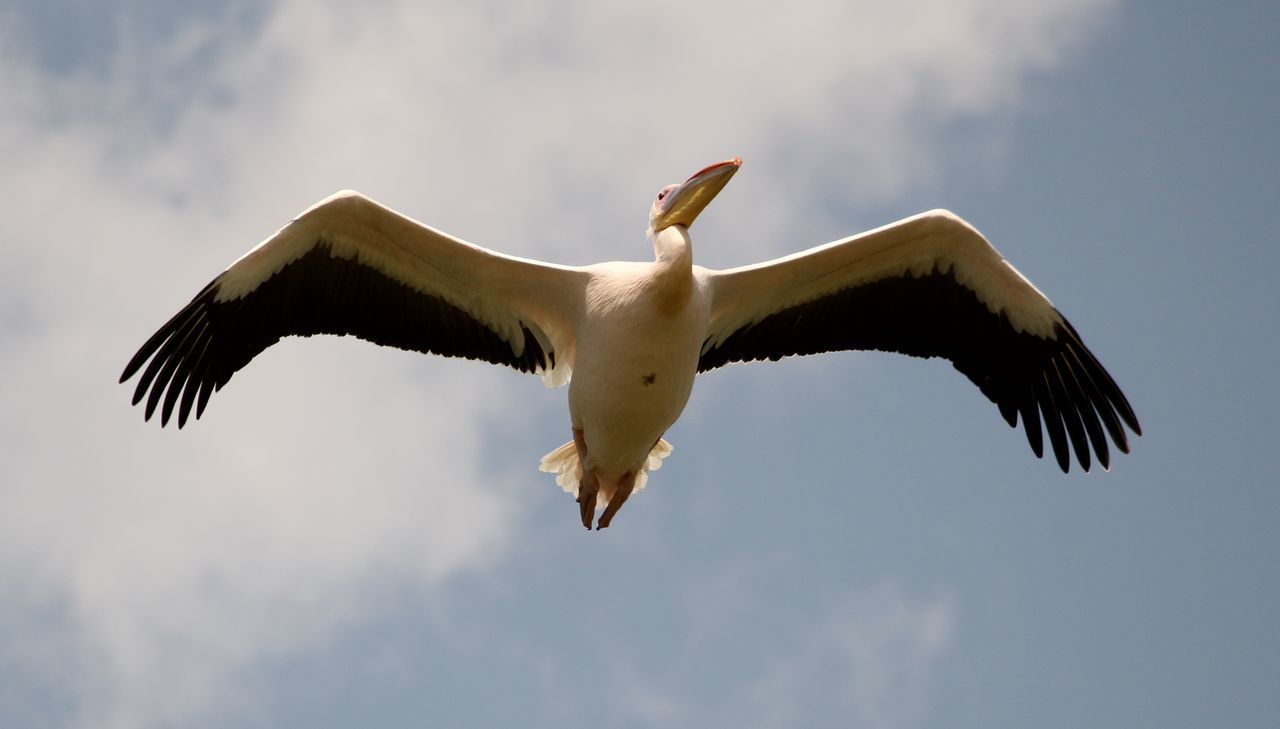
xmin=538 ymin=438 xmax=674 ymax=503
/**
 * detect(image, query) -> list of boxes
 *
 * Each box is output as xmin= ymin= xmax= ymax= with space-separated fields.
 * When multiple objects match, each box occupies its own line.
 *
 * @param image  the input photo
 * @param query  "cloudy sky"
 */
xmin=2 ymin=1 xmax=1277 ymax=727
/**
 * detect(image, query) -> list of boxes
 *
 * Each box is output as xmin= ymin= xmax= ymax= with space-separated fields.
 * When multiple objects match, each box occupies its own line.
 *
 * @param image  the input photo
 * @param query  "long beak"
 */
xmin=654 ymin=158 xmax=741 ymax=231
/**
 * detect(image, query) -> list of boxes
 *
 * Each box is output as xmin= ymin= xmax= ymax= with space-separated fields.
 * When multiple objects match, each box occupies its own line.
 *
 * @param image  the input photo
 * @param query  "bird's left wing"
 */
xmin=121 ymin=191 xmax=586 ymax=427
xmin=697 ymin=209 xmax=1140 ymax=472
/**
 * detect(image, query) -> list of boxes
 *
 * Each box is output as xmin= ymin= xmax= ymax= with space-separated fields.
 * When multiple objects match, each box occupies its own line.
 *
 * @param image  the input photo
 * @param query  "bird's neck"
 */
xmin=650 ymin=225 xmax=693 ymax=269
xmin=648 ymin=225 xmax=694 ymax=311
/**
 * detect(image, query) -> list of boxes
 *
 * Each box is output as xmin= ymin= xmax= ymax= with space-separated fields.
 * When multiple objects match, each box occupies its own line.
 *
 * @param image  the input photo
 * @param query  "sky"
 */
xmin=1 ymin=1 xmax=1277 ymax=727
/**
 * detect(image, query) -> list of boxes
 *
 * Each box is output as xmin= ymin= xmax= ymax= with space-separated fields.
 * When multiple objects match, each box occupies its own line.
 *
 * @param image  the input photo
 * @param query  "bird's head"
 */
xmin=649 ymin=158 xmax=741 ymax=233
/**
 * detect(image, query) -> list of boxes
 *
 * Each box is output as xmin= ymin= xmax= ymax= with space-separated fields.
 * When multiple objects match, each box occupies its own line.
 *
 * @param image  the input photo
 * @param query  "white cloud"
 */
xmin=598 ymin=562 xmax=953 ymax=729
xmin=0 ymin=0 xmax=1111 ymax=725
xmin=748 ymin=583 xmax=954 ymax=729
xmin=827 ymin=584 xmax=954 ymax=728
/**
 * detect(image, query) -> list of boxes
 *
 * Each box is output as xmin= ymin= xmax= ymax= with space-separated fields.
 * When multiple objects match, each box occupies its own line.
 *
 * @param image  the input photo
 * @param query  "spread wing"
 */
xmin=698 ymin=210 xmax=1141 ymax=472
xmin=121 ymin=191 xmax=585 ymax=427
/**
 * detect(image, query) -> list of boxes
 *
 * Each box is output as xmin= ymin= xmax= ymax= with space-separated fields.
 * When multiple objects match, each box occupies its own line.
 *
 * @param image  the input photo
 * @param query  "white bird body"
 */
xmin=122 ymin=158 xmax=1140 ymax=530
xmin=571 ymin=228 xmax=710 ymax=480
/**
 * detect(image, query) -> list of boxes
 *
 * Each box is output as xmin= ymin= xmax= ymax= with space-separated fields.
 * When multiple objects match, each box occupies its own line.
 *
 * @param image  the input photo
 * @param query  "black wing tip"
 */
xmin=1126 ymin=417 xmax=1143 ymax=438
xmin=1020 ymin=313 xmax=1141 ymax=473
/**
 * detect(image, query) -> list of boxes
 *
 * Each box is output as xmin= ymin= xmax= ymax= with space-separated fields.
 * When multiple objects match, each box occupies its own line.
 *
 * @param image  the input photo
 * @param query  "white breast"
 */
xmin=568 ymin=263 xmax=710 ymax=477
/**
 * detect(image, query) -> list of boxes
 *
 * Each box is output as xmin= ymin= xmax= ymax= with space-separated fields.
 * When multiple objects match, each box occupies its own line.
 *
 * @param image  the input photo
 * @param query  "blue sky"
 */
xmin=1 ymin=1 xmax=1277 ymax=727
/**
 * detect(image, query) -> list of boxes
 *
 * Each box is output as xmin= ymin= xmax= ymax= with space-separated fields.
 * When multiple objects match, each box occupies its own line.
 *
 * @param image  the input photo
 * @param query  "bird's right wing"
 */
xmin=121 ymin=191 xmax=587 ymax=427
xmin=697 ymin=210 xmax=1140 ymax=472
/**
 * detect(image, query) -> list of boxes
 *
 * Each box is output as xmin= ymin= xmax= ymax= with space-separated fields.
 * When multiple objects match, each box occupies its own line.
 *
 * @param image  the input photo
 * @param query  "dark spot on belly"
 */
xmin=642 ymin=372 xmax=657 ymax=386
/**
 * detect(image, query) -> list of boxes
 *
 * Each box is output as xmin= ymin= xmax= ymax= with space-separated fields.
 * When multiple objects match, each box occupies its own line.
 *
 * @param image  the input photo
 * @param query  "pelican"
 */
xmin=121 ymin=158 xmax=1141 ymax=529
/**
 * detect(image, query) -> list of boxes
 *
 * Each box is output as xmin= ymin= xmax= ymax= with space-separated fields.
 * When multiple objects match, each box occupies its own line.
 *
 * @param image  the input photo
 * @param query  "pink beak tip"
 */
xmin=687 ymin=157 xmax=742 ymax=183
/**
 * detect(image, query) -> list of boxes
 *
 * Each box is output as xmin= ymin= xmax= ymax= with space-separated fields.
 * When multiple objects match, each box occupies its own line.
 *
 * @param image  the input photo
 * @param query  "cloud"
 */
xmin=0 ymin=0 xmax=1111 ymax=726
xmin=596 ymin=560 xmax=953 ymax=729
xmin=748 ymin=583 xmax=954 ymax=729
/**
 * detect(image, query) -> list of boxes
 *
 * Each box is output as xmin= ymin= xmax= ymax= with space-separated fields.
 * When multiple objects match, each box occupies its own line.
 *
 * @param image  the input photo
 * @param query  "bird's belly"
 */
xmin=569 ymin=322 xmax=702 ymax=478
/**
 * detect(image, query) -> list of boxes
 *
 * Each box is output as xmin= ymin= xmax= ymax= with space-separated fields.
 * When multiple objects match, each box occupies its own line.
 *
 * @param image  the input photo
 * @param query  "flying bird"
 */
xmin=121 ymin=158 xmax=1141 ymax=529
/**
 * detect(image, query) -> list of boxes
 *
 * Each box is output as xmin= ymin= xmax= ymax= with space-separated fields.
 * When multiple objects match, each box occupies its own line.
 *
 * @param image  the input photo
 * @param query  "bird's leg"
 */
xmin=596 ymin=471 xmax=636 ymax=530
xmin=573 ymin=428 xmax=599 ymax=530
xmin=578 ymin=471 xmax=600 ymax=529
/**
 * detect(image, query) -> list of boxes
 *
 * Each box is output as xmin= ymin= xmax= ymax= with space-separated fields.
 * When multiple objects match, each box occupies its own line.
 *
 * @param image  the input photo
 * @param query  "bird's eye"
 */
xmin=658 ymin=191 xmax=668 ymax=200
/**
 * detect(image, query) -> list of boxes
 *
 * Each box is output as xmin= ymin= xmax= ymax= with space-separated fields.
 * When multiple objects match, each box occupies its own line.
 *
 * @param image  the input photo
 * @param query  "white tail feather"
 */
xmin=538 ymin=438 xmax=674 ymax=500
xmin=538 ymin=441 xmax=582 ymax=494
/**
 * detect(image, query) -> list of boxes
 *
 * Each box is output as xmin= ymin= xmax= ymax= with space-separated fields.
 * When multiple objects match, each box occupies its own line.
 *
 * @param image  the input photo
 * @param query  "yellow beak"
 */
xmin=653 ymin=158 xmax=741 ymax=231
